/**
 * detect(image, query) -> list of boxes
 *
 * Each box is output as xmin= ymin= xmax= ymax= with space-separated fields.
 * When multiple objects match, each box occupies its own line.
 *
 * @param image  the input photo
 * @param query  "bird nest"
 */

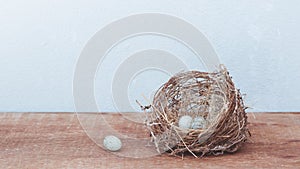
xmin=145 ymin=66 xmax=250 ymax=157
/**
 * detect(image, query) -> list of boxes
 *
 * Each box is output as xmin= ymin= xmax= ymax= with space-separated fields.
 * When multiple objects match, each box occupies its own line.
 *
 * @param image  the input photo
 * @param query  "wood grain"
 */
xmin=0 ymin=112 xmax=299 ymax=169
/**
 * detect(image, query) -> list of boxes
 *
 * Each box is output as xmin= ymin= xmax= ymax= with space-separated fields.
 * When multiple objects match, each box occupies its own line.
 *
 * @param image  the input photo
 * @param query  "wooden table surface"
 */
xmin=0 ymin=112 xmax=299 ymax=169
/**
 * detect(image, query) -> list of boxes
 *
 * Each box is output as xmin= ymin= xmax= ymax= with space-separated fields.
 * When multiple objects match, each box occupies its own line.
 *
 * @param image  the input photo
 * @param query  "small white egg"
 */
xmin=191 ymin=116 xmax=206 ymax=129
xmin=103 ymin=135 xmax=122 ymax=151
xmin=178 ymin=115 xmax=193 ymax=129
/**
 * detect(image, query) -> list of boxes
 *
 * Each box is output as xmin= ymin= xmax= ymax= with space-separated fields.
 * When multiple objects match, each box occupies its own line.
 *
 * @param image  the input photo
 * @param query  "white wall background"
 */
xmin=1 ymin=0 xmax=300 ymax=112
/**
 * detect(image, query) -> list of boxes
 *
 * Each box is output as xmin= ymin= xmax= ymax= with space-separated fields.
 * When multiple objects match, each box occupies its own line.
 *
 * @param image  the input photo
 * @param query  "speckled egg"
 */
xmin=103 ymin=135 xmax=122 ymax=151
xmin=178 ymin=115 xmax=193 ymax=129
xmin=191 ymin=116 xmax=206 ymax=129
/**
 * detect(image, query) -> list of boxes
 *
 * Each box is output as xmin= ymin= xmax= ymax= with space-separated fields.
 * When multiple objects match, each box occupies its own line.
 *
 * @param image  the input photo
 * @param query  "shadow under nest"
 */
xmin=145 ymin=66 xmax=250 ymax=157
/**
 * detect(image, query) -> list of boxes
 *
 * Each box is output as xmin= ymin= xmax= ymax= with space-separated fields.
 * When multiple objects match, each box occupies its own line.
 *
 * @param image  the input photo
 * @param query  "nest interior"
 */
xmin=146 ymin=66 xmax=250 ymax=157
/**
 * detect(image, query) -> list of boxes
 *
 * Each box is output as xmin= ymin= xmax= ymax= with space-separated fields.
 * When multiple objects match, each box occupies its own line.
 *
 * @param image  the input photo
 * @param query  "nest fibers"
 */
xmin=145 ymin=66 xmax=250 ymax=157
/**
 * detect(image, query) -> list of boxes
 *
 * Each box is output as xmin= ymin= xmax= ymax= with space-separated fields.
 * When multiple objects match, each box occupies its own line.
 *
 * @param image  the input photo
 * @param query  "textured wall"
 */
xmin=1 ymin=0 xmax=299 ymax=112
